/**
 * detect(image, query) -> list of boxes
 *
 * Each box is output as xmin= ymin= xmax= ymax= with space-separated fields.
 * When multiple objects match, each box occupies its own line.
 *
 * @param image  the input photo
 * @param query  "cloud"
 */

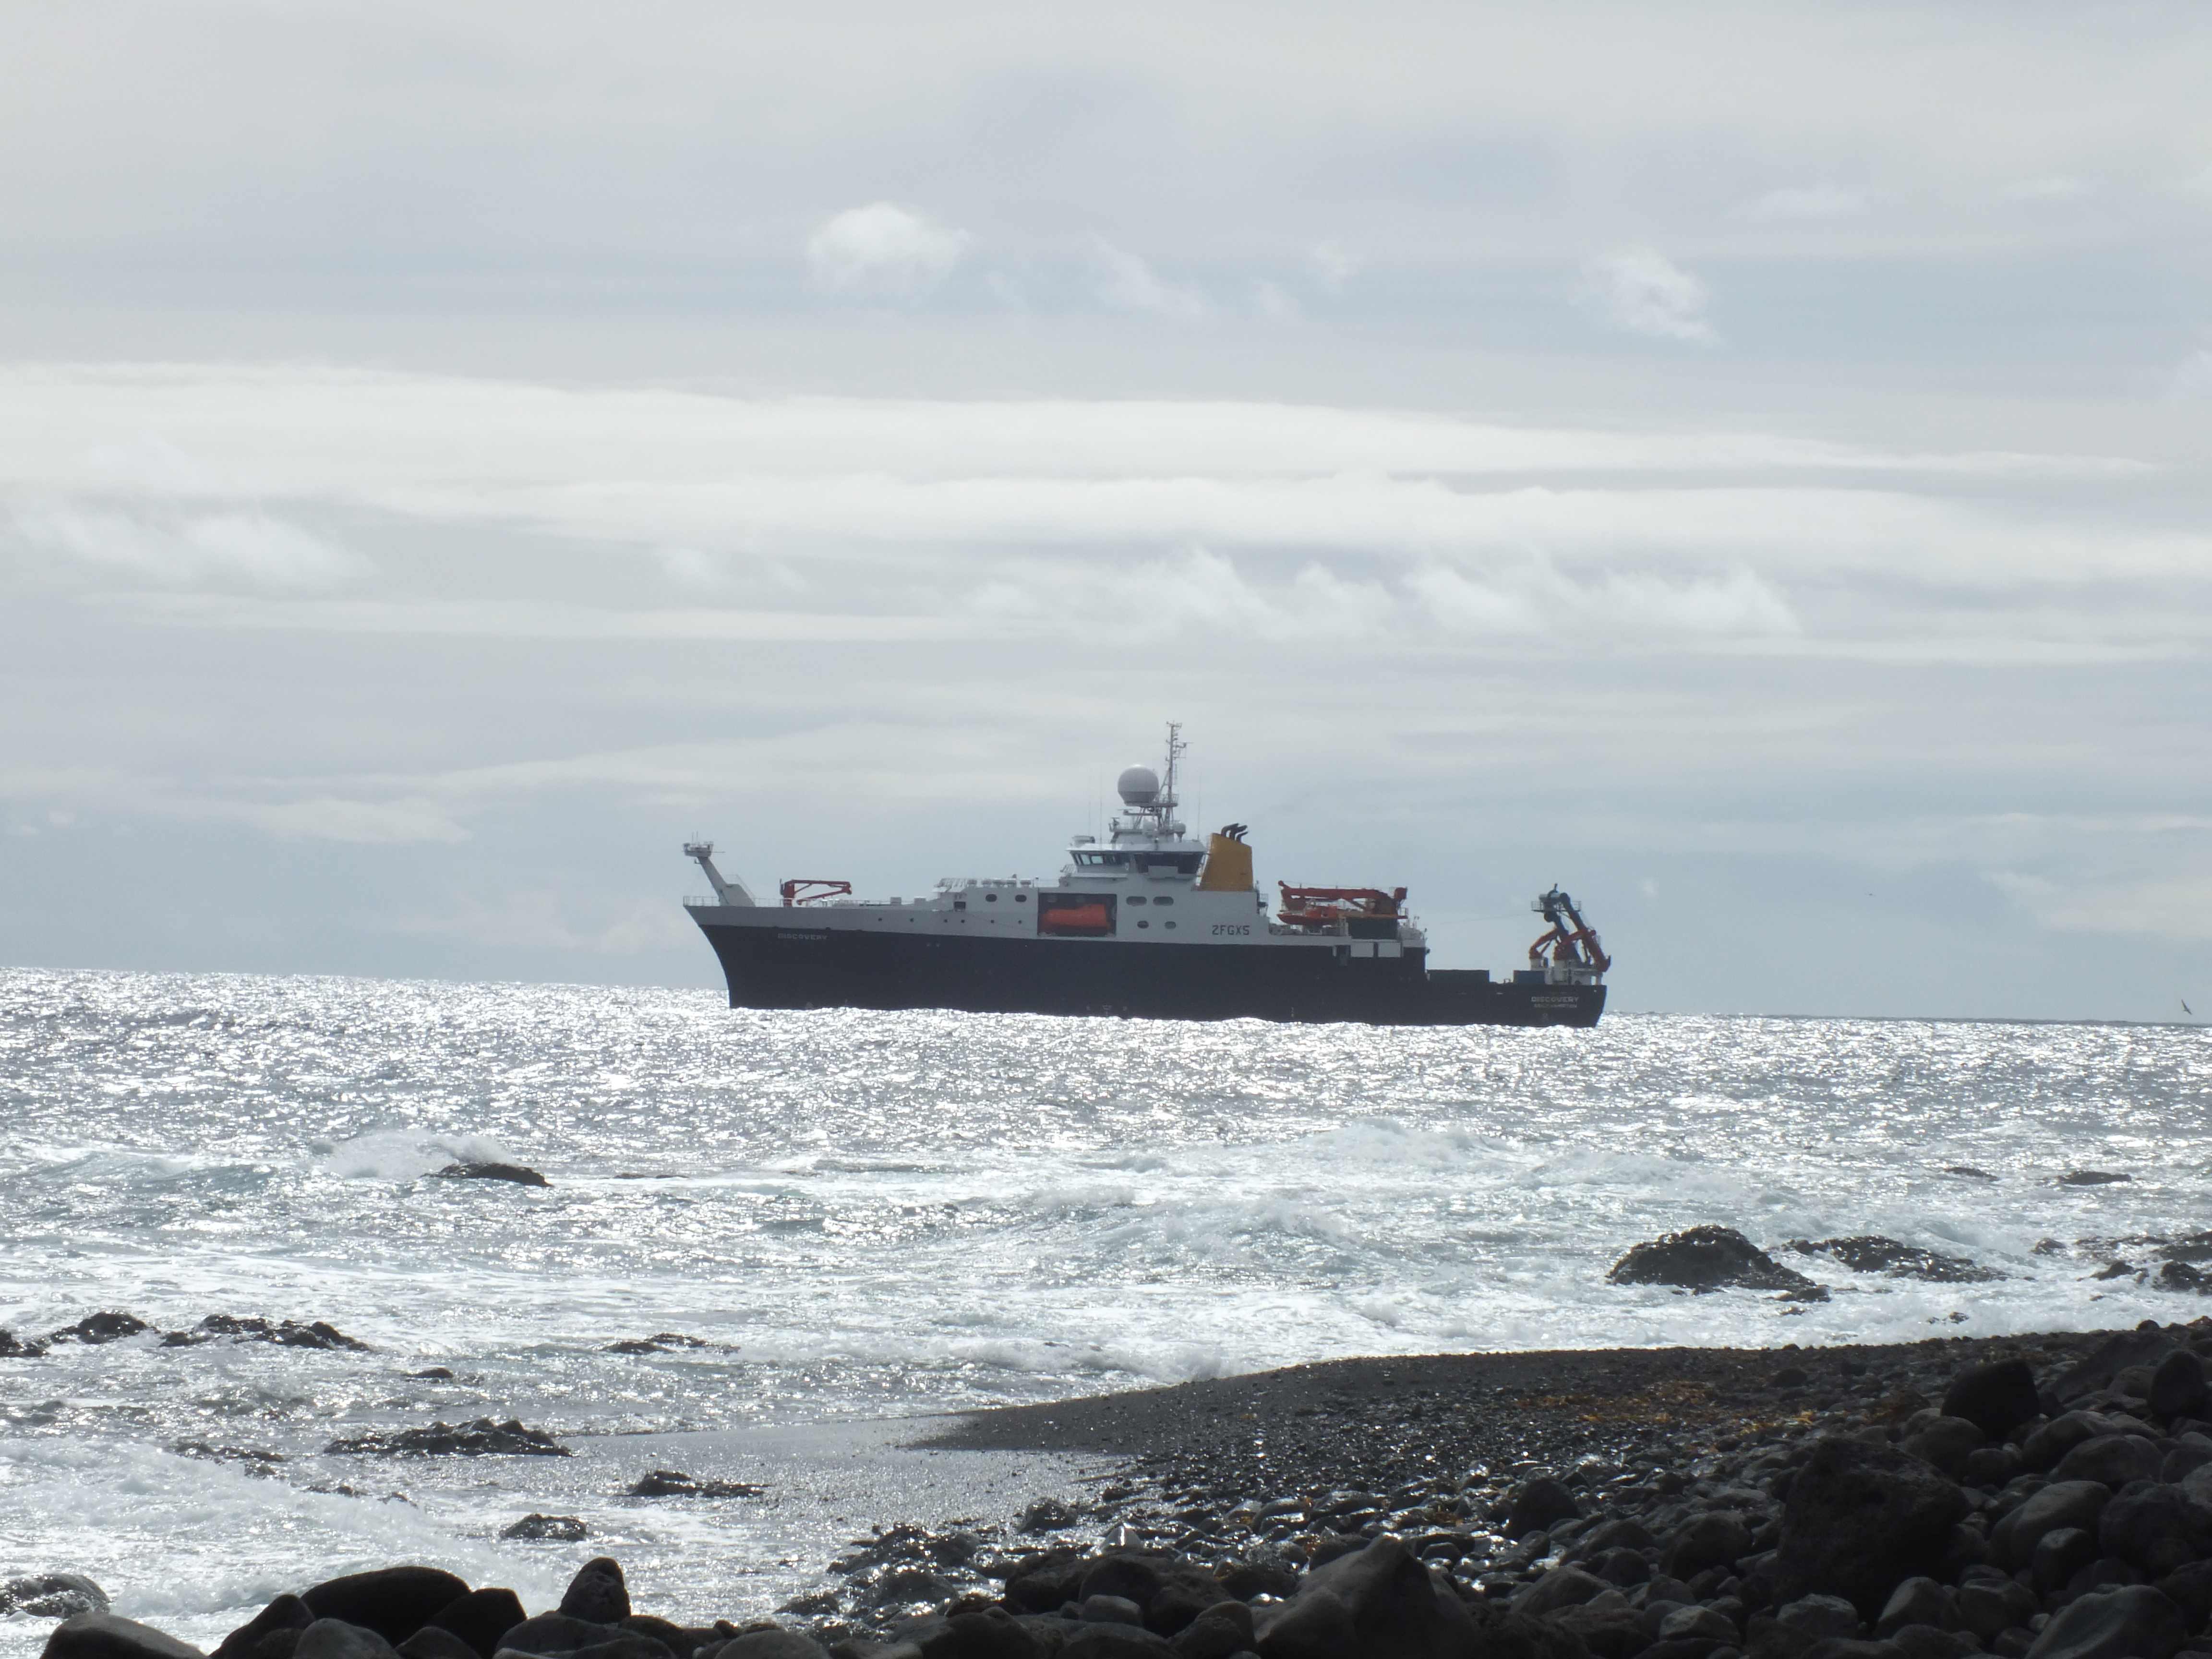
xmin=805 ymin=202 xmax=969 ymax=300
xmin=1250 ymin=280 xmax=1300 ymax=323
xmin=1575 ymin=247 xmax=1717 ymax=345
xmin=1989 ymin=870 xmax=2212 ymax=941
xmin=1309 ymin=241 xmax=1363 ymax=291
xmin=1751 ymin=184 xmax=1873 ymax=220
xmin=1092 ymin=240 xmax=1207 ymax=320
xmin=11 ymin=502 xmax=364 ymax=586
xmin=2000 ymin=175 xmax=2085 ymax=201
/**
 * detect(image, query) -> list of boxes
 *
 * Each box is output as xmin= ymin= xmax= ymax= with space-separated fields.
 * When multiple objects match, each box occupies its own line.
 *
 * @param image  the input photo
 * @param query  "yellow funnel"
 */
xmin=1196 ymin=832 xmax=1254 ymax=891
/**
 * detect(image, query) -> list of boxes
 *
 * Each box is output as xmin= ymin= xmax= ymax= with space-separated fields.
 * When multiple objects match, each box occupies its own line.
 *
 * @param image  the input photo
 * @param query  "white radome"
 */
xmin=1116 ymin=765 xmax=1161 ymax=805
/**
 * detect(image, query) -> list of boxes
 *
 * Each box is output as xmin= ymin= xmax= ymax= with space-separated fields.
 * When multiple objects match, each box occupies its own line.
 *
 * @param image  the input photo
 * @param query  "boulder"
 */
xmin=1666 ymin=1512 xmax=1755 ymax=1580
xmin=295 ymin=1624 xmax=401 ymax=1659
xmin=1061 ymin=1625 xmax=1174 ymax=1658
xmin=1900 ymin=1420 xmax=1985 ymax=1479
xmin=1608 ymin=1227 xmax=1824 ymax=1294
xmin=625 ymin=1472 xmax=761 ymax=1499
xmin=1254 ymin=1589 xmax=1358 ymax=1659
xmin=47 ymin=1313 xmax=153 ymax=1346
xmin=1954 ymin=1579 xmax=2037 ymax=1642
xmin=1514 ymin=1567 xmax=1609 ymax=1619
xmin=2020 ymin=1585 xmax=2186 ymax=1659
xmin=2049 ymin=1329 xmax=2179 ymax=1407
xmin=1943 ymin=1361 xmax=2043 ymax=1443
xmin=560 ymin=1563 xmax=630 ymax=1627
xmin=396 ymin=1632 xmax=480 ymax=1659
xmin=1660 ymin=1605 xmax=1740 ymax=1644
xmin=1875 ymin=1581 xmax=1956 ymax=1638
xmin=1504 ymin=1477 xmax=1582 ymax=1540
xmin=2051 ymin=1436 xmax=2164 ymax=1488
xmin=1776 ymin=1597 xmax=1863 ymax=1642
xmin=1787 ymin=1238 xmax=1998 ymax=1284
xmin=40 ymin=1615 xmax=206 ymax=1659
xmin=1776 ymin=1438 xmax=1973 ymax=1618
xmin=1551 ymin=1603 xmax=1648 ymax=1659
xmin=301 ymin=1571 xmax=471 ymax=1647
xmin=2032 ymin=1528 xmax=2103 ymax=1595
xmin=4 ymin=1575 xmax=110 ymax=1619
xmin=1168 ymin=1603 xmax=1253 ymax=1659
xmin=2099 ymin=1484 xmax=2208 ymax=1578
xmin=516 ymin=1642 xmax=671 ymax=1659
xmin=214 ymin=1598 xmax=316 ymax=1659
xmin=1261 ymin=1535 xmax=1475 ymax=1659
xmin=1889 ymin=1629 xmax=1978 ymax=1659
xmin=425 ymin=1591 xmax=527 ymax=1659
xmin=2154 ymin=1560 xmax=2212 ymax=1629
xmin=1994 ymin=1483 xmax=2113 ymax=1569
xmin=2151 ymin=1352 xmax=2212 ymax=1423
xmin=2020 ymin=1413 xmax=2119 ymax=1474
xmin=496 ymin=1616 xmax=629 ymax=1657
xmin=1080 ymin=1598 xmax=1144 ymax=1627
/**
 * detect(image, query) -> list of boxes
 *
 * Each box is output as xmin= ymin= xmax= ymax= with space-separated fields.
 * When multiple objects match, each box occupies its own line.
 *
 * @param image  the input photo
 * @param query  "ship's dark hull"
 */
xmin=693 ymin=919 xmax=1604 ymax=1028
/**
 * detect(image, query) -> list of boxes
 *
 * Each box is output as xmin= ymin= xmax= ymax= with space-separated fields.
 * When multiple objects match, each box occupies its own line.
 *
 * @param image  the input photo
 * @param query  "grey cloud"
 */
xmin=1574 ymin=247 xmax=1717 ymax=344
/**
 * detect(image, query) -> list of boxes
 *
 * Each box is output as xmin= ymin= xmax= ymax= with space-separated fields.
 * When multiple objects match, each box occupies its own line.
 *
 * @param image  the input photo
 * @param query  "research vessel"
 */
xmin=682 ymin=727 xmax=1607 ymax=1027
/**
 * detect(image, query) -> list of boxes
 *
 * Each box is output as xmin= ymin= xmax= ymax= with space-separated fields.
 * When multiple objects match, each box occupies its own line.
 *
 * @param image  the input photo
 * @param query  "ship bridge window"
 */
xmin=1073 ymin=851 xmax=1130 ymax=867
xmin=1136 ymin=854 xmax=1203 ymax=875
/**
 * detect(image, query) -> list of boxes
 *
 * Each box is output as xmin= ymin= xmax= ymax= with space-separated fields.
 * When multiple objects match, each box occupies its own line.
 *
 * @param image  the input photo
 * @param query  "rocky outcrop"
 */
xmin=1609 ymin=1227 xmax=1827 ymax=1296
xmin=433 ymin=1164 xmax=549 ymax=1187
xmin=322 ymin=1420 xmax=570 ymax=1457
xmin=1787 ymin=1238 xmax=2000 ymax=1284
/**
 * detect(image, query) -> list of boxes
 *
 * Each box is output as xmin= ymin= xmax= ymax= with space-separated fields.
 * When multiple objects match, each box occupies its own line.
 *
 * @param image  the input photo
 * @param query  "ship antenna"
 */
xmin=1161 ymin=721 xmax=1184 ymax=826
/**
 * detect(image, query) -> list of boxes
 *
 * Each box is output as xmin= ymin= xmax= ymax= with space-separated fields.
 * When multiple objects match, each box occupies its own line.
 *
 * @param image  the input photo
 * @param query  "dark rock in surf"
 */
xmin=1775 ymin=1438 xmax=1972 ymax=1618
xmin=163 ymin=1315 xmax=371 ymax=1352
xmin=324 ymin=1419 xmax=569 ymax=1457
xmin=2149 ymin=1349 xmax=2211 ymax=1420
xmin=626 ymin=1469 xmax=762 ymax=1498
xmin=1609 ymin=1226 xmax=1824 ymax=1294
xmin=3 ymin=1574 xmax=110 ymax=1618
xmin=1942 ymin=1359 xmax=2041 ymax=1442
xmin=559 ymin=1562 xmax=630 ymax=1627
xmin=2058 ymin=1171 xmax=2131 ymax=1186
xmin=604 ymin=1335 xmax=706 ymax=1356
xmin=1019 ymin=1497 xmax=1082 ymax=1533
xmin=301 ymin=1569 xmax=470 ymax=1647
xmin=2158 ymin=1262 xmax=2212 ymax=1293
xmin=1788 ymin=1238 xmax=1999 ymax=1284
xmin=500 ymin=1515 xmax=588 ymax=1542
xmin=40 ymin=1612 xmax=207 ymax=1659
xmin=433 ymin=1164 xmax=549 ymax=1188
xmin=0 ymin=1327 xmax=49 ymax=1358
xmin=47 ymin=1312 xmax=152 ymax=1346
xmin=1943 ymin=1166 xmax=1998 ymax=1181
xmin=2158 ymin=1232 xmax=2212 ymax=1263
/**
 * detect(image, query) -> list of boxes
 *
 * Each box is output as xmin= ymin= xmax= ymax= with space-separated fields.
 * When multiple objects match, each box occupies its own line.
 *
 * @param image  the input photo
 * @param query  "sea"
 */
xmin=3 ymin=965 xmax=2208 ymax=1652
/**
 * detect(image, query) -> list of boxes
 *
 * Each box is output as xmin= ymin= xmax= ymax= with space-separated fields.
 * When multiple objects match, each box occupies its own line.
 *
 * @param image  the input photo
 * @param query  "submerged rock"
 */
xmin=46 ymin=1312 xmax=152 ymax=1346
xmin=163 ymin=1315 xmax=371 ymax=1352
xmin=2058 ymin=1171 xmax=2131 ymax=1186
xmin=3 ymin=1574 xmax=109 ymax=1618
xmin=501 ymin=1515 xmax=589 ymax=1542
xmin=433 ymin=1164 xmax=549 ymax=1188
xmin=1609 ymin=1226 xmax=1826 ymax=1294
xmin=0 ymin=1328 xmax=49 ymax=1358
xmin=604 ymin=1335 xmax=706 ymax=1356
xmin=626 ymin=1469 xmax=763 ymax=1499
xmin=1788 ymin=1237 xmax=2001 ymax=1284
xmin=323 ymin=1419 xmax=570 ymax=1457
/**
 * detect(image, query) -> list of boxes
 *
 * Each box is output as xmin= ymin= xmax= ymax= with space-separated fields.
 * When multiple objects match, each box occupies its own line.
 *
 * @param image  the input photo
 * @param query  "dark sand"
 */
xmin=920 ymin=1328 xmax=2120 ymax=1502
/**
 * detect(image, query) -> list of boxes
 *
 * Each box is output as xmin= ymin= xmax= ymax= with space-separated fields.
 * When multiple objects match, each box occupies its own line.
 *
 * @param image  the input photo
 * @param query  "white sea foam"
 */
xmin=3 ymin=968 xmax=2210 ymax=1652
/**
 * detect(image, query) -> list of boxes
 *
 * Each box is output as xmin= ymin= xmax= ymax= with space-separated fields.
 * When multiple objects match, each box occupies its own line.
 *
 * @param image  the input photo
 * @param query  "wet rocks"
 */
xmin=626 ymin=1471 xmax=763 ymax=1499
xmin=1503 ymin=1476 xmax=1582 ymax=1539
xmin=560 ymin=1563 xmax=631 ymax=1627
xmin=2058 ymin=1172 xmax=2131 ymax=1187
xmin=1610 ymin=1226 xmax=1827 ymax=1295
xmin=163 ymin=1316 xmax=371 ymax=1352
xmin=323 ymin=1419 xmax=570 ymax=1457
xmin=47 ymin=1313 xmax=153 ymax=1346
xmin=301 ymin=1569 xmax=471 ymax=1647
xmin=1019 ymin=1498 xmax=1082 ymax=1534
xmin=294 ymin=1622 xmax=399 ymax=1659
xmin=605 ymin=1336 xmax=706 ymax=1356
xmin=501 ymin=1516 xmax=589 ymax=1542
xmin=1254 ymin=1533 xmax=1476 ymax=1659
xmin=0 ymin=1327 xmax=49 ymax=1358
xmin=2151 ymin=1350 xmax=2211 ymax=1420
xmin=1787 ymin=1239 xmax=2000 ymax=1285
xmin=4 ymin=1575 xmax=110 ymax=1619
xmin=211 ymin=1596 xmax=314 ymax=1659
xmin=433 ymin=1164 xmax=549 ymax=1188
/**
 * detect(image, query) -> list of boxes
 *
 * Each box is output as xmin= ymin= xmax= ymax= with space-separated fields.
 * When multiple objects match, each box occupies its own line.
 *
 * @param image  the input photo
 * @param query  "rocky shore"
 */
xmin=22 ymin=1307 xmax=2212 ymax=1659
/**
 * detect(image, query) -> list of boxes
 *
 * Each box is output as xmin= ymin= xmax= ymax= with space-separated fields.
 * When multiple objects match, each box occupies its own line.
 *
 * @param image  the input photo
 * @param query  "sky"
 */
xmin=1 ymin=0 xmax=2209 ymax=1020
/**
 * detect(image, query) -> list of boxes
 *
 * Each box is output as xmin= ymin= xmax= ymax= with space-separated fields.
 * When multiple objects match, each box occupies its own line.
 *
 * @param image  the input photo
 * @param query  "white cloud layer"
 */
xmin=806 ymin=202 xmax=969 ymax=300
xmin=1575 ymin=247 xmax=1718 ymax=344
xmin=1752 ymin=184 xmax=1874 ymax=220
